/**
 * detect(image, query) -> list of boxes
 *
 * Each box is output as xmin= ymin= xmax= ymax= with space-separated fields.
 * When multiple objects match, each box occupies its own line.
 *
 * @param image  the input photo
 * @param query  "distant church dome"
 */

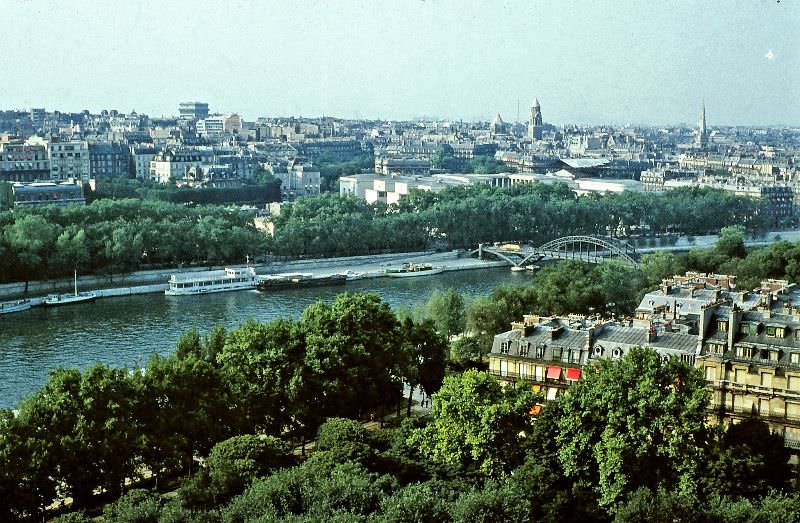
xmin=490 ymin=113 xmax=506 ymax=134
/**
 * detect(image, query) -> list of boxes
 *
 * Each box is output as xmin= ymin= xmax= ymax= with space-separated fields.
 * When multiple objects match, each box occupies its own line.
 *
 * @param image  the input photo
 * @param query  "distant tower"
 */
xmin=527 ymin=98 xmax=543 ymax=140
xmin=696 ymin=100 xmax=708 ymax=148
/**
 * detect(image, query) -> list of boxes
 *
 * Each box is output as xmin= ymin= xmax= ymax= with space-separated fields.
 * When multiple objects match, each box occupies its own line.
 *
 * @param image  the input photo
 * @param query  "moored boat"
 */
xmin=0 ymin=299 xmax=31 ymax=314
xmin=166 ymin=267 xmax=259 ymax=296
xmin=44 ymin=271 xmax=98 ymax=307
xmin=385 ymin=263 xmax=445 ymax=278
xmin=257 ymin=273 xmax=347 ymax=290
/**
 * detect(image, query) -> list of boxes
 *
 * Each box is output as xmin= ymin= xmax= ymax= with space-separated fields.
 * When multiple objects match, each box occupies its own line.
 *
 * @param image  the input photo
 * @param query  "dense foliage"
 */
xmin=315 ymin=153 xmax=374 ymax=192
xmin=0 ymin=199 xmax=268 ymax=283
xmin=88 ymin=176 xmax=282 ymax=206
xmin=268 ymin=183 xmax=767 ymax=257
xmin=0 ymin=181 xmax=771 ymax=284
xmin=51 ymin=358 xmax=799 ymax=523
xmin=0 ymin=293 xmax=450 ymax=520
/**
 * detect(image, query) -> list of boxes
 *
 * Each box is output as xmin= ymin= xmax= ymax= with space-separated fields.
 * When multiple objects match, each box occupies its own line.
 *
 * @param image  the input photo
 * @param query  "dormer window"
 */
xmin=519 ymin=344 xmax=530 ymax=357
xmin=535 ymin=345 xmax=545 ymax=359
xmin=791 ymin=353 xmax=800 ymax=365
xmin=500 ymin=341 xmax=510 ymax=355
xmin=765 ymin=326 xmax=784 ymax=338
xmin=717 ymin=320 xmax=728 ymax=332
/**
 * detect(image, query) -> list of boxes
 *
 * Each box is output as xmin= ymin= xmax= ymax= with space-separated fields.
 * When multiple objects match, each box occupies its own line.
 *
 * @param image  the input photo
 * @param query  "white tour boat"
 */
xmin=45 ymin=271 xmax=98 ymax=307
xmin=0 ymin=299 xmax=32 ymax=314
xmin=165 ymin=267 xmax=259 ymax=296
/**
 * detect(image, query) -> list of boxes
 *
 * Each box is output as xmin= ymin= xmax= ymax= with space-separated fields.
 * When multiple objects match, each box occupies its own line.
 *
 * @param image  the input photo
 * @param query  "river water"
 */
xmin=0 ymin=268 xmax=527 ymax=409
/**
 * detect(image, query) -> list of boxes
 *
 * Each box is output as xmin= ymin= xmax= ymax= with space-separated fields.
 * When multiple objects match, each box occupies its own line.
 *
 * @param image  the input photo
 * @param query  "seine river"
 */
xmin=0 ymin=268 xmax=526 ymax=409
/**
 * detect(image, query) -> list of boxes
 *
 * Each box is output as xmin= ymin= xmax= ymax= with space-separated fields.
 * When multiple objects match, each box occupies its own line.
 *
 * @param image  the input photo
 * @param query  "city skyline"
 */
xmin=0 ymin=0 xmax=797 ymax=125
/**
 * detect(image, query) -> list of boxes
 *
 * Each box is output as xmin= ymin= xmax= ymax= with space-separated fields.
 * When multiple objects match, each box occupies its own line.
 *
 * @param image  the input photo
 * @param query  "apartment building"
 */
xmin=489 ymin=272 xmax=800 ymax=450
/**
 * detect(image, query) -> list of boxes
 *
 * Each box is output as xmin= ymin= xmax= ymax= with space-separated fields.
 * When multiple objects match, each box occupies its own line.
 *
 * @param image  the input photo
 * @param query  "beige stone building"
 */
xmin=489 ymin=272 xmax=800 ymax=450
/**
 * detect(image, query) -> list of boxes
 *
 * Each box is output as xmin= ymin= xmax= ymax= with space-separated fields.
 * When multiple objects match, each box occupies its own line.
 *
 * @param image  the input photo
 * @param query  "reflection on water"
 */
xmin=0 ymin=268 xmax=529 ymax=408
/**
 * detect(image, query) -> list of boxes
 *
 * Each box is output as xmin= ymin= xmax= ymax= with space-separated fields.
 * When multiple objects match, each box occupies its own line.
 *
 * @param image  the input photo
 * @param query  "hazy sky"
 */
xmin=1 ymin=0 xmax=797 ymax=125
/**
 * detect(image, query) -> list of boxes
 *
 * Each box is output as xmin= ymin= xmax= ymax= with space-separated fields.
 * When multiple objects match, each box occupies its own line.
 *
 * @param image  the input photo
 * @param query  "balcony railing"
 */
xmin=712 ymin=404 xmax=800 ymax=427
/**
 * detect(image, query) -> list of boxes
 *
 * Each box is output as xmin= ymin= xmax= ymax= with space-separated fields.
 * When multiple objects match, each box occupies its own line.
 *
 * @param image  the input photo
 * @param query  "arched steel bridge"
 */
xmin=469 ymin=235 xmax=639 ymax=268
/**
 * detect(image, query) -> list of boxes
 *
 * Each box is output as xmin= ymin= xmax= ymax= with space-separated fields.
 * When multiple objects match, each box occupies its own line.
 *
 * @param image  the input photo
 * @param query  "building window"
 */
xmin=519 ymin=363 xmax=528 ymax=377
xmin=718 ymin=320 xmax=728 ymax=332
xmin=500 ymin=342 xmax=510 ymax=355
xmin=734 ymin=368 xmax=746 ymax=383
xmin=552 ymin=347 xmax=562 ymax=360
xmin=788 ymin=376 xmax=800 ymax=391
xmin=705 ymin=367 xmax=716 ymax=381
xmin=791 ymin=353 xmax=800 ymax=365
xmin=766 ymin=326 xmax=779 ymax=338
xmin=519 ymin=344 xmax=529 ymax=357
xmin=535 ymin=345 xmax=545 ymax=358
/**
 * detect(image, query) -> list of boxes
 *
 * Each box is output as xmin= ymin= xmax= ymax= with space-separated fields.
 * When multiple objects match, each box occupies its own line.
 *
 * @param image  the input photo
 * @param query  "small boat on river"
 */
xmin=385 ymin=263 xmax=445 ymax=278
xmin=0 ymin=299 xmax=31 ymax=315
xmin=44 ymin=271 xmax=98 ymax=307
xmin=257 ymin=273 xmax=347 ymax=290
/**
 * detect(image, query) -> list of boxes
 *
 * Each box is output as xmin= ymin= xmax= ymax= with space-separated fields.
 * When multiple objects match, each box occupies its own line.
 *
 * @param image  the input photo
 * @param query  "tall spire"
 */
xmin=696 ymin=99 xmax=708 ymax=148
xmin=699 ymin=99 xmax=706 ymax=135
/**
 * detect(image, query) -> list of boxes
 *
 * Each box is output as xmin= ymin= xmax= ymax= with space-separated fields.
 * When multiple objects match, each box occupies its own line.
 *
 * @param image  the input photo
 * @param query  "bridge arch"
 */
xmin=469 ymin=235 xmax=639 ymax=268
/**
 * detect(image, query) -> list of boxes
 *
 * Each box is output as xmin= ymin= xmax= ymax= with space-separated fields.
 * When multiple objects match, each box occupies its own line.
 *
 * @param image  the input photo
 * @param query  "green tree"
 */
xmin=555 ymin=347 xmax=710 ymax=509
xmin=204 ymin=435 xmax=290 ymax=503
xmin=639 ymin=251 xmax=685 ymax=286
xmin=425 ymin=289 xmax=466 ymax=337
xmin=18 ymin=365 xmax=139 ymax=507
xmin=409 ymin=370 xmax=537 ymax=477
xmin=316 ymin=418 xmax=370 ymax=451
xmin=716 ymin=225 xmax=746 ymax=258
xmin=299 ymin=293 xmax=404 ymax=425
xmin=102 ymin=488 xmax=163 ymax=523
xmin=398 ymin=318 xmax=448 ymax=414
xmin=448 ymin=335 xmax=485 ymax=367
xmin=216 ymin=318 xmax=305 ymax=435
xmin=450 ymin=484 xmax=531 ymax=523
xmin=134 ymin=353 xmax=232 ymax=478
xmin=704 ymin=418 xmax=792 ymax=499
xmin=0 ymin=408 xmax=57 ymax=520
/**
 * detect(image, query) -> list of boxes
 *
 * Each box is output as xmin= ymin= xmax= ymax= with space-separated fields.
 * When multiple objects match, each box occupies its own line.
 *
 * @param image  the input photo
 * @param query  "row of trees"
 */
xmin=0 ymin=181 xmax=771 ymax=284
xmin=57 ymin=351 xmax=799 ymax=522
xmin=88 ymin=175 xmax=283 ymax=206
xmin=0 ymin=199 xmax=269 ymax=284
xmin=267 ymin=184 xmax=768 ymax=257
xmin=0 ymin=293 xmax=449 ymax=519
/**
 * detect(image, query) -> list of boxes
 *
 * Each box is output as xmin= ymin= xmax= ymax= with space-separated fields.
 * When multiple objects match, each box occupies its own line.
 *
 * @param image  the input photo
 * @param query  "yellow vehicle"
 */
xmin=499 ymin=243 xmax=521 ymax=252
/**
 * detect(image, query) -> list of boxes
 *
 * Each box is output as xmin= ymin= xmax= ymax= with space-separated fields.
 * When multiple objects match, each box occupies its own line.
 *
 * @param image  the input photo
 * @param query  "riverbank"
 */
xmin=1 ymin=251 xmax=510 ymax=304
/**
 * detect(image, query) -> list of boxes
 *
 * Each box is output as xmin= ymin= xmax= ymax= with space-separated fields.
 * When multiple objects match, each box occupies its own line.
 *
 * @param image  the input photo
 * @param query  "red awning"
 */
xmin=566 ymin=368 xmax=582 ymax=381
xmin=546 ymin=366 xmax=561 ymax=379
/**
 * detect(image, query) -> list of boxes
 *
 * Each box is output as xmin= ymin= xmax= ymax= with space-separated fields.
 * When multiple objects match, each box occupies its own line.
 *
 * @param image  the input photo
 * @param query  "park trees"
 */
xmin=554 ymin=347 xmax=710 ymax=509
xmin=409 ymin=370 xmax=538 ymax=478
xmin=216 ymin=318 xmax=305 ymax=435
xmin=17 ymin=366 xmax=140 ymax=506
xmin=300 ymin=293 xmax=405 ymax=424
xmin=398 ymin=318 xmax=448 ymax=414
